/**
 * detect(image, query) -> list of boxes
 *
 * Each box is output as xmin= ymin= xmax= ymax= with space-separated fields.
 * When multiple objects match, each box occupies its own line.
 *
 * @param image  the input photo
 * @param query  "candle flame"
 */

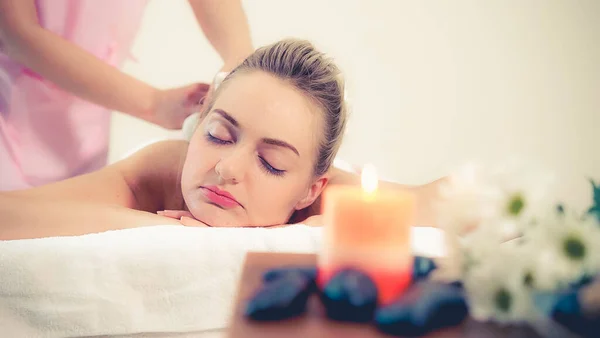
xmin=361 ymin=163 xmax=378 ymax=193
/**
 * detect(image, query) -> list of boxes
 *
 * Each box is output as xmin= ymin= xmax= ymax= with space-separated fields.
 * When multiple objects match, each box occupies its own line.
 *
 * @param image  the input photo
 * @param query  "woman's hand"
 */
xmin=301 ymin=214 xmax=323 ymax=227
xmin=157 ymin=210 xmax=209 ymax=227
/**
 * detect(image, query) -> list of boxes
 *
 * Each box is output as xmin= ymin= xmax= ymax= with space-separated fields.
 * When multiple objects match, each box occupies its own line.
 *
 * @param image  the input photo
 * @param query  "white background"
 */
xmin=109 ymin=0 xmax=599 ymax=209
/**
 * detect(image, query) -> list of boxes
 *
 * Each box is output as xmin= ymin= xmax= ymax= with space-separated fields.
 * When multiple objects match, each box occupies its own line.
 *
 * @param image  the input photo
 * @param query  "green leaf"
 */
xmin=588 ymin=206 xmax=600 ymax=224
xmin=592 ymin=178 xmax=600 ymax=205
xmin=589 ymin=179 xmax=600 ymax=223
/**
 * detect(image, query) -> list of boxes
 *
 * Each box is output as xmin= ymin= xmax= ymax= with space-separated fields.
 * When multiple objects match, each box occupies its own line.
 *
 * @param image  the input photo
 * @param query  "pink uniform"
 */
xmin=0 ymin=0 xmax=148 ymax=190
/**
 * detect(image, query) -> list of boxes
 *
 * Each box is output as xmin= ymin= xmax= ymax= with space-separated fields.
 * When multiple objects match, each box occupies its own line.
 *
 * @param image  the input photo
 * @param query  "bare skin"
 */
xmin=0 ymin=67 xmax=446 ymax=241
xmin=1 ymin=141 xmax=188 ymax=240
xmin=0 ymin=139 xmax=443 ymax=240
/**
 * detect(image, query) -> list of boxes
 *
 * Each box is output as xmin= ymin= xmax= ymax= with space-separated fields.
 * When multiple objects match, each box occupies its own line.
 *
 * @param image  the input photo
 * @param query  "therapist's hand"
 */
xmin=202 ymin=68 xmax=233 ymax=108
xmin=150 ymin=83 xmax=211 ymax=130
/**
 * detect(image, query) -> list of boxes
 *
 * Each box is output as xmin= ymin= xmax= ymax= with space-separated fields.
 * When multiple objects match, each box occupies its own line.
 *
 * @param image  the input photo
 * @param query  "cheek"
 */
xmin=247 ymin=175 xmax=312 ymax=223
xmin=182 ymin=140 xmax=218 ymax=183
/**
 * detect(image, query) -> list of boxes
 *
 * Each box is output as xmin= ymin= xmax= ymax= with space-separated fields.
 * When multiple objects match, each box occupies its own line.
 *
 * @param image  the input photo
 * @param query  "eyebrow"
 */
xmin=213 ymin=108 xmax=300 ymax=156
xmin=214 ymin=109 xmax=239 ymax=127
xmin=262 ymin=138 xmax=300 ymax=156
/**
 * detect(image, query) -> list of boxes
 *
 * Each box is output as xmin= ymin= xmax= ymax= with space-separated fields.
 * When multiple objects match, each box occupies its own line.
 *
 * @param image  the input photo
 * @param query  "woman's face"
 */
xmin=181 ymin=71 xmax=327 ymax=227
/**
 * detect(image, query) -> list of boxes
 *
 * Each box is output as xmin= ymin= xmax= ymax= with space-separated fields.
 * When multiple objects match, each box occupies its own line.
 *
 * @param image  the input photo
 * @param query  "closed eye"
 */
xmin=206 ymin=133 xmax=232 ymax=145
xmin=259 ymin=156 xmax=285 ymax=177
xmin=206 ymin=130 xmax=285 ymax=177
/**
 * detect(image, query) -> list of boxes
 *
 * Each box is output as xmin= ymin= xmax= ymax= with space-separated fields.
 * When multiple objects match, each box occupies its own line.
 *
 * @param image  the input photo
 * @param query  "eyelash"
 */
xmin=206 ymin=133 xmax=286 ymax=177
xmin=259 ymin=156 xmax=286 ymax=177
xmin=206 ymin=133 xmax=231 ymax=145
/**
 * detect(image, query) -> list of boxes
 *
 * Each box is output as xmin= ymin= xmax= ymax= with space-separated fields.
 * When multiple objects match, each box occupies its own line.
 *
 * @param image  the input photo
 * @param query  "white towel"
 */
xmin=0 ymin=225 xmax=443 ymax=338
xmin=0 ymin=225 xmax=321 ymax=337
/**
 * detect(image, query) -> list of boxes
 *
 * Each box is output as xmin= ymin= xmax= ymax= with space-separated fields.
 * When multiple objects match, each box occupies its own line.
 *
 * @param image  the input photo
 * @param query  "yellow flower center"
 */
xmin=563 ymin=236 xmax=585 ymax=261
xmin=494 ymin=288 xmax=512 ymax=312
xmin=507 ymin=194 xmax=525 ymax=216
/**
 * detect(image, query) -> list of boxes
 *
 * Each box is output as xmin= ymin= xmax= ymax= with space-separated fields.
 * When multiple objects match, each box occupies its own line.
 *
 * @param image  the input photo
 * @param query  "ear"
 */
xmin=295 ymin=176 xmax=329 ymax=211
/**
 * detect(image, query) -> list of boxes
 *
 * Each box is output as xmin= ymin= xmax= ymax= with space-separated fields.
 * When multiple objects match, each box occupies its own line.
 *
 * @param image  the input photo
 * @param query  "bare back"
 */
xmin=1 ymin=140 xmax=192 ymax=240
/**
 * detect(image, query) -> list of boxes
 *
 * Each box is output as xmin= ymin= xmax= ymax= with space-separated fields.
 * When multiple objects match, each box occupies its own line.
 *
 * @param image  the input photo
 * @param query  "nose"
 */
xmin=215 ymin=147 xmax=251 ymax=184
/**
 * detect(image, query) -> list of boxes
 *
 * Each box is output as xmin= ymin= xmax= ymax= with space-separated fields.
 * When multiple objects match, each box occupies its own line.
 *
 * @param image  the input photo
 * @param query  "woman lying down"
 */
xmin=0 ymin=39 xmax=442 ymax=241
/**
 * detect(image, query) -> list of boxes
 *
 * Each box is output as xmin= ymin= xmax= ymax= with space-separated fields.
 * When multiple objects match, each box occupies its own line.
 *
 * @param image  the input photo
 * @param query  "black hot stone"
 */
xmin=320 ymin=268 xmax=378 ymax=323
xmin=569 ymin=274 xmax=594 ymax=289
xmin=412 ymin=256 xmax=437 ymax=281
xmin=550 ymin=290 xmax=599 ymax=338
xmin=375 ymin=281 xmax=468 ymax=337
xmin=450 ymin=281 xmax=464 ymax=289
xmin=262 ymin=265 xmax=317 ymax=289
xmin=245 ymin=272 xmax=312 ymax=321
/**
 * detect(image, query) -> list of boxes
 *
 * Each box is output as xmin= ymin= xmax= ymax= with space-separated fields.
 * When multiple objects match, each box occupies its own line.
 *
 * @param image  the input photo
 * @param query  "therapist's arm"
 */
xmin=0 ymin=0 xmax=207 ymax=129
xmin=188 ymin=0 xmax=254 ymax=72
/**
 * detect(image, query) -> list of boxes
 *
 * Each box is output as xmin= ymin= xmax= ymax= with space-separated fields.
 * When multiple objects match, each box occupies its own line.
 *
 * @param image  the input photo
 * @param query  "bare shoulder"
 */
xmin=117 ymin=140 xmax=190 ymax=211
xmin=2 ymin=140 xmax=190 ymax=213
xmin=118 ymin=140 xmax=189 ymax=166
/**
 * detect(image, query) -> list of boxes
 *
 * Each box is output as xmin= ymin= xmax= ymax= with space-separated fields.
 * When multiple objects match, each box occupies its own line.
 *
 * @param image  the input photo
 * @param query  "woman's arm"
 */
xmin=331 ymin=167 xmax=446 ymax=226
xmin=0 ymin=141 xmax=189 ymax=240
xmin=0 ymin=194 xmax=182 ymax=240
xmin=291 ymin=167 xmax=446 ymax=227
xmin=188 ymin=0 xmax=254 ymax=71
xmin=6 ymin=141 xmax=189 ymax=212
xmin=0 ymin=0 xmax=207 ymax=129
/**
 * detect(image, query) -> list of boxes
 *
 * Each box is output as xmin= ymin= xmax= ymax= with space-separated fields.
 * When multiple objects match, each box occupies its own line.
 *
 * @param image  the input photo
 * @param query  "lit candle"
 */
xmin=318 ymin=164 xmax=416 ymax=304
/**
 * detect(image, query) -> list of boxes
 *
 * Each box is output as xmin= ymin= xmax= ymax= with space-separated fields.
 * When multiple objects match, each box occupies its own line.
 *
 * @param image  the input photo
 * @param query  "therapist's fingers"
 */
xmin=157 ymin=210 xmax=194 ymax=219
xmin=187 ymin=83 xmax=211 ymax=106
xmin=152 ymin=83 xmax=210 ymax=130
xmin=180 ymin=216 xmax=209 ymax=227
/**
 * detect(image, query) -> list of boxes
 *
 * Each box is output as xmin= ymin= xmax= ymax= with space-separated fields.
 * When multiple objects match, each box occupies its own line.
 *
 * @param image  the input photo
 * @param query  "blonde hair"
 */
xmin=203 ymin=39 xmax=348 ymax=177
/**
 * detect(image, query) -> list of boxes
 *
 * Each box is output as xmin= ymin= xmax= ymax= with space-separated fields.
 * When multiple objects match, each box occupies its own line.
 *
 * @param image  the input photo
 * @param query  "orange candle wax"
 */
xmin=318 ymin=165 xmax=416 ymax=304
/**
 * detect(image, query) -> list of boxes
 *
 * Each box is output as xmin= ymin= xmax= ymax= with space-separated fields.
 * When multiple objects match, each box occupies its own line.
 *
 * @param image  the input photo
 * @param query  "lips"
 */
xmin=201 ymin=186 xmax=241 ymax=209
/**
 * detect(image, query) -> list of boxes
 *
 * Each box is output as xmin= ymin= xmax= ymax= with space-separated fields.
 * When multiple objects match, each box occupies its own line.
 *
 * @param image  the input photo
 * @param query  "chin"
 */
xmin=188 ymin=203 xmax=246 ymax=227
xmin=184 ymin=192 xmax=290 ymax=227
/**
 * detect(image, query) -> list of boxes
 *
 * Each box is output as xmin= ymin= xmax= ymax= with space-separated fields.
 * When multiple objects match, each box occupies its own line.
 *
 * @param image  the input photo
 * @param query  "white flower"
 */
xmin=435 ymin=162 xmax=503 ymax=235
xmin=431 ymin=234 xmax=465 ymax=283
xmin=432 ymin=221 xmax=507 ymax=283
xmin=505 ymin=238 xmax=549 ymax=291
xmin=528 ymin=212 xmax=600 ymax=291
xmin=435 ymin=161 xmax=555 ymax=239
xmin=487 ymin=160 xmax=555 ymax=233
xmin=463 ymin=247 xmax=537 ymax=324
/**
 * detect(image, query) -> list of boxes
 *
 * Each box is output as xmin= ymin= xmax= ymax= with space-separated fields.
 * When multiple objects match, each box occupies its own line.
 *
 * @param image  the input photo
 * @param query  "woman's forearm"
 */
xmin=328 ymin=167 xmax=444 ymax=227
xmin=328 ymin=167 xmax=419 ymax=192
xmin=0 ymin=0 xmax=157 ymax=119
xmin=0 ymin=194 xmax=180 ymax=241
xmin=188 ymin=0 xmax=254 ymax=70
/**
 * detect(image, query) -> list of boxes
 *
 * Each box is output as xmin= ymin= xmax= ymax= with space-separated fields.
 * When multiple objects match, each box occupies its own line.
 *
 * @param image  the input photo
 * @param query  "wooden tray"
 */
xmin=227 ymin=252 xmax=544 ymax=338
